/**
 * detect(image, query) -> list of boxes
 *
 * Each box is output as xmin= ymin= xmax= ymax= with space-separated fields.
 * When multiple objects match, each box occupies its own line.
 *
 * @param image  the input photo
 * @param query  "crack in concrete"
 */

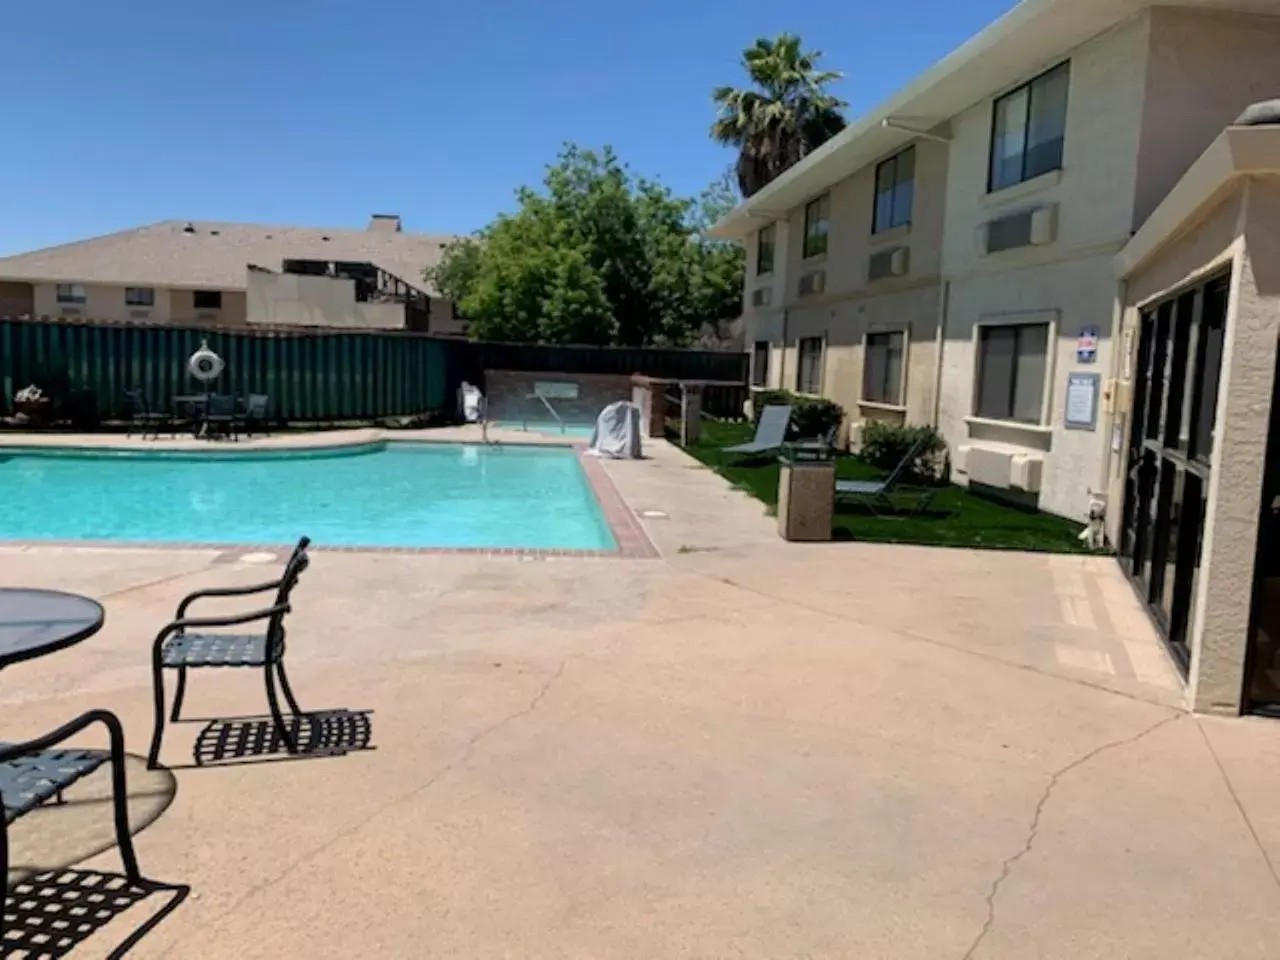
xmin=958 ymin=714 xmax=1181 ymax=960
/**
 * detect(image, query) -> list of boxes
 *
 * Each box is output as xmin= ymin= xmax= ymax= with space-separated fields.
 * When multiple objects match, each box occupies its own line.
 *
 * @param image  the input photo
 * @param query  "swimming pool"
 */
xmin=0 ymin=443 xmax=617 ymax=551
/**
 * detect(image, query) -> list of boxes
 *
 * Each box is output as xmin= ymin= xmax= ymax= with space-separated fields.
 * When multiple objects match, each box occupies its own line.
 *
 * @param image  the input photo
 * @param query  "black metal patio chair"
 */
xmin=201 ymin=393 xmax=239 ymax=440
xmin=124 ymin=388 xmax=174 ymax=440
xmin=242 ymin=394 xmax=270 ymax=437
xmin=147 ymin=538 xmax=311 ymax=770
xmin=0 ymin=709 xmax=141 ymax=927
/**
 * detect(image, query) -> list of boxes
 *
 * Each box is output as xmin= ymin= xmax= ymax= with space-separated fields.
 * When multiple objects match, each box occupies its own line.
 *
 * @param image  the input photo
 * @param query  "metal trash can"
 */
xmin=777 ymin=450 xmax=835 ymax=542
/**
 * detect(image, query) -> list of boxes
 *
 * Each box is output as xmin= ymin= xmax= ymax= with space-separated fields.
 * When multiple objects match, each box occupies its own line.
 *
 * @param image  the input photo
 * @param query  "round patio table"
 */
xmin=0 ymin=588 xmax=104 ymax=668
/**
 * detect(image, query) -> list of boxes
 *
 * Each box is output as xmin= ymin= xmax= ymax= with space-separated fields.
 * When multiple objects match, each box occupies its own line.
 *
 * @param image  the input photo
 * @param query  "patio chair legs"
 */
xmin=276 ymin=662 xmax=303 ymax=717
xmin=264 ymin=666 xmax=299 ymax=755
xmin=102 ymin=710 xmax=143 ymax=884
xmin=169 ymin=667 xmax=187 ymax=722
xmin=148 ymin=657 xmax=167 ymax=771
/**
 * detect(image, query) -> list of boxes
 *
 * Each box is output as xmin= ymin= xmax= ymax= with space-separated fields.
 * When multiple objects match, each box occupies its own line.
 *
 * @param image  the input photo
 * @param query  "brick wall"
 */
xmin=483 ymin=370 xmax=632 ymax=425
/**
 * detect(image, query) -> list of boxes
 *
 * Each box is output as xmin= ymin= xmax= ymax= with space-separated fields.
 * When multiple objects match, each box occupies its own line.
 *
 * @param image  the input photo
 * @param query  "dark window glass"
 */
xmin=752 ymin=341 xmax=770 ymax=387
xmin=756 ymin=225 xmax=776 ymax=276
xmin=1190 ymin=277 xmax=1228 ymax=462
xmin=977 ymin=323 xmax=1049 ymax=423
xmin=863 ymin=331 xmax=905 ymax=404
xmin=873 ymin=147 xmax=915 ymax=233
xmin=990 ymin=62 xmax=1070 ymax=191
xmin=125 ymin=287 xmax=155 ymax=307
xmin=193 ymin=290 xmax=222 ymax=310
xmin=803 ymin=196 xmax=829 ymax=259
xmin=797 ymin=337 xmax=824 ymax=394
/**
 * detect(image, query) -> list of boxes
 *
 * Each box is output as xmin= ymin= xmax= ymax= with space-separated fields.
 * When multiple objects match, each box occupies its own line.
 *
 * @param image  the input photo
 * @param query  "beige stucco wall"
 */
xmin=32 ymin=283 xmax=174 ymax=323
xmin=1188 ymin=179 xmax=1280 ymax=714
xmin=1133 ymin=9 xmax=1280 ymax=227
xmin=1106 ymin=188 xmax=1245 ymax=548
xmin=741 ymin=136 xmax=948 ymax=436
xmin=936 ymin=16 xmax=1151 ymax=521
xmin=246 ymin=272 xmax=406 ymax=329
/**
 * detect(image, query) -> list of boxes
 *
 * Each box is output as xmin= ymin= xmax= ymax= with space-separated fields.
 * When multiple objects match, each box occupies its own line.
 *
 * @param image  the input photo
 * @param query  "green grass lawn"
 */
xmin=683 ymin=421 xmax=1098 ymax=554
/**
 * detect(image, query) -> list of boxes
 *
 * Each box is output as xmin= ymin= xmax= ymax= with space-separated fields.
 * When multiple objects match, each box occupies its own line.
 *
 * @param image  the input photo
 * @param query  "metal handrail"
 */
xmin=525 ymin=393 xmax=567 ymax=434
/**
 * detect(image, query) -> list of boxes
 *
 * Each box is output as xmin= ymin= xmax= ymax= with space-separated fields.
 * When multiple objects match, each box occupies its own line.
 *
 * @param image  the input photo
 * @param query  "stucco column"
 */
xmin=1189 ymin=209 xmax=1279 ymax=713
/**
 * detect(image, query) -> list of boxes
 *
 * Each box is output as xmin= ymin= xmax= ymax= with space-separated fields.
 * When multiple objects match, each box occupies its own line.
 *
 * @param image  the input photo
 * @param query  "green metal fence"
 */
xmin=0 ymin=318 xmax=450 ymax=422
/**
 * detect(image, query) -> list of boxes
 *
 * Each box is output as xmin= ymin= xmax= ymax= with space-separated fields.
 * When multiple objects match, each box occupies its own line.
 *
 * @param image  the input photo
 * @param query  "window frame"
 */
xmin=756 ymin=224 xmax=776 ymax=276
xmin=987 ymin=61 xmax=1070 ymax=193
xmin=972 ymin=318 xmax=1055 ymax=425
xmin=125 ymin=286 xmax=155 ymax=308
xmin=193 ymin=290 xmax=223 ymax=310
xmin=55 ymin=283 xmax=86 ymax=305
xmin=861 ymin=329 xmax=908 ymax=407
xmin=872 ymin=146 xmax=916 ymax=234
xmin=802 ymin=195 xmax=830 ymax=260
xmin=795 ymin=336 xmax=825 ymax=395
xmin=752 ymin=341 xmax=770 ymax=388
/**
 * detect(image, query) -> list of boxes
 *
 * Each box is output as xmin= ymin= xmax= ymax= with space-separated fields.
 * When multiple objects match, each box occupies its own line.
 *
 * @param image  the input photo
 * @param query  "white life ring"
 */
xmin=188 ymin=341 xmax=224 ymax=382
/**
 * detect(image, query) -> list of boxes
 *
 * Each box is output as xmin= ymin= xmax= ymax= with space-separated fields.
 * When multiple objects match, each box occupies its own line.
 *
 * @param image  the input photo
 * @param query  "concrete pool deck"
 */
xmin=2 ymin=430 xmax=1280 ymax=957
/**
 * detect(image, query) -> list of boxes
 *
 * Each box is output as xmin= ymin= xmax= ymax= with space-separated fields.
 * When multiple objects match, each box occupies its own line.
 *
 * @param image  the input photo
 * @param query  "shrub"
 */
xmin=860 ymin=421 xmax=946 ymax=484
xmin=752 ymin=389 xmax=844 ymax=440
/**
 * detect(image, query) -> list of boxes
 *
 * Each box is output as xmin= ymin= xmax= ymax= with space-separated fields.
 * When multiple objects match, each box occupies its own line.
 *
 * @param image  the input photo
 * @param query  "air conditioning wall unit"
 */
xmin=798 ymin=270 xmax=826 ymax=298
xmin=751 ymin=287 xmax=773 ymax=308
xmin=868 ymin=246 xmax=910 ymax=281
xmin=958 ymin=444 xmax=1044 ymax=493
xmin=196 ymin=313 xmax=218 ymax=323
xmin=128 ymin=309 xmax=151 ymax=320
xmin=59 ymin=307 xmax=82 ymax=317
xmin=982 ymin=204 xmax=1058 ymax=255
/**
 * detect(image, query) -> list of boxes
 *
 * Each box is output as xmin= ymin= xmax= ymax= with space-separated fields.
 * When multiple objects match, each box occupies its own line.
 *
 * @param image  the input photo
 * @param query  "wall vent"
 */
xmin=128 ymin=309 xmax=151 ymax=320
xmin=59 ymin=307 xmax=81 ymax=317
xmin=196 ymin=313 xmax=218 ymax=323
xmin=868 ymin=246 xmax=910 ymax=281
xmin=798 ymin=270 xmax=826 ymax=298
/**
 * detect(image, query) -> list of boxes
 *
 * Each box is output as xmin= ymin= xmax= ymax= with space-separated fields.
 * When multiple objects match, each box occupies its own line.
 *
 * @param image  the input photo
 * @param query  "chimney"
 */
xmin=368 ymin=213 xmax=402 ymax=233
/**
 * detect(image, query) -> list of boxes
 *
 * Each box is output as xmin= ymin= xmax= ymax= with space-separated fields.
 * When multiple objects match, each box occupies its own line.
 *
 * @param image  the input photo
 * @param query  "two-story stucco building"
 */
xmin=714 ymin=0 xmax=1280 ymax=715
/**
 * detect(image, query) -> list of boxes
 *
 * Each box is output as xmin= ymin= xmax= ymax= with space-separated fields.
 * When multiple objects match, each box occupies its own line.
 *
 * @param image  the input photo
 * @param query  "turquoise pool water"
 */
xmin=0 ymin=443 xmax=617 ymax=551
xmin=495 ymin=421 xmax=595 ymax=438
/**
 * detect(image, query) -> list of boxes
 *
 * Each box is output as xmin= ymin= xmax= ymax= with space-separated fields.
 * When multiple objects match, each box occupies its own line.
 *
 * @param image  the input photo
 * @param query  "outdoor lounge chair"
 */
xmin=0 ymin=709 xmax=142 ymax=918
xmin=784 ymin=424 xmax=839 ymax=461
xmin=125 ymin=388 xmax=174 ymax=440
xmin=148 ymin=537 xmax=311 ymax=769
xmin=835 ymin=434 xmax=938 ymax=517
xmin=725 ymin=404 xmax=792 ymax=458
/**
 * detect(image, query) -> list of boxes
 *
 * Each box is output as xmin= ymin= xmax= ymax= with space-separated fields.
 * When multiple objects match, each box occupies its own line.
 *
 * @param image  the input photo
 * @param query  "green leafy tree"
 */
xmin=711 ymin=33 xmax=847 ymax=197
xmin=427 ymin=146 xmax=746 ymax=347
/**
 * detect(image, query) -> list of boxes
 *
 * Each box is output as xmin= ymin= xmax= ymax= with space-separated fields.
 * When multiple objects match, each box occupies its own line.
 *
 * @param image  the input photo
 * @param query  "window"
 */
xmin=193 ymin=290 xmax=222 ymax=310
xmin=751 ymin=341 xmax=770 ymax=387
xmin=55 ymin=283 xmax=86 ymax=304
xmin=796 ymin=337 xmax=824 ymax=395
xmin=803 ymin=195 xmax=829 ymax=259
xmin=125 ymin=287 xmax=155 ymax=307
xmin=873 ymin=147 xmax=915 ymax=233
xmin=863 ymin=331 xmax=905 ymax=405
xmin=989 ymin=62 xmax=1070 ymax=192
xmin=756 ymin=224 xmax=776 ymax=276
xmin=976 ymin=322 xmax=1049 ymax=423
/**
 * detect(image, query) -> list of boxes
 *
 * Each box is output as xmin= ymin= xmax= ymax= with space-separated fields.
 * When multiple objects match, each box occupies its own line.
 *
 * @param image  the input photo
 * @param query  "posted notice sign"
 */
xmin=1077 ymin=326 xmax=1100 ymax=364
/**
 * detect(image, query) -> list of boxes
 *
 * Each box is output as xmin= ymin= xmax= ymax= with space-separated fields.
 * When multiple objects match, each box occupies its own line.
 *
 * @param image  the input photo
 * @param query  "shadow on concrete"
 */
xmin=3 ymin=868 xmax=188 ymax=959
xmin=188 ymin=710 xmax=374 ymax=768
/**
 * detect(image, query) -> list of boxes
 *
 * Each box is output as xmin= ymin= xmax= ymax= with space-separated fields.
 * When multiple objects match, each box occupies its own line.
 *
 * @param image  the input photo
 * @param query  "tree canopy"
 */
xmin=426 ymin=146 xmax=744 ymax=347
xmin=711 ymin=33 xmax=847 ymax=197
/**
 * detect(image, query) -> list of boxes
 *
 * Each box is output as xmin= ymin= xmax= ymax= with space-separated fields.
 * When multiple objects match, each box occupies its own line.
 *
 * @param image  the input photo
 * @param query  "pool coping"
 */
xmin=0 ymin=429 xmax=661 ymax=560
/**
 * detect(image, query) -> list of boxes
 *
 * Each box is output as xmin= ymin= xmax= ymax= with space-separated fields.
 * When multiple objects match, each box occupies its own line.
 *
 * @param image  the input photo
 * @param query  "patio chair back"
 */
xmin=754 ymin=405 xmax=792 ymax=446
xmin=206 ymin=394 xmax=236 ymax=417
xmin=880 ymin=433 xmax=931 ymax=493
xmin=124 ymin=388 xmax=153 ymax=416
xmin=245 ymin=394 xmax=269 ymax=419
xmin=267 ymin=537 xmax=311 ymax=659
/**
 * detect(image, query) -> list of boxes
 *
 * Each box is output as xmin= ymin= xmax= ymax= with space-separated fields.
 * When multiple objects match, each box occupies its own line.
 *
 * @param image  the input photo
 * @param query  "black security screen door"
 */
xmin=1120 ymin=272 xmax=1227 ymax=674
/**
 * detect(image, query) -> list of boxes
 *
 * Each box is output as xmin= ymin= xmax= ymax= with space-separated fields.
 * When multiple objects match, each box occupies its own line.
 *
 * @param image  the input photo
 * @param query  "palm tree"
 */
xmin=711 ymin=34 xmax=848 ymax=198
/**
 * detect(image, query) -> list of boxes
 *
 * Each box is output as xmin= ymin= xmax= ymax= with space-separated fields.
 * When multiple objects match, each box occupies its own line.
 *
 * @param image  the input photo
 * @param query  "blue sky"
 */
xmin=0 ymin=0 xmax=1015 ymax=255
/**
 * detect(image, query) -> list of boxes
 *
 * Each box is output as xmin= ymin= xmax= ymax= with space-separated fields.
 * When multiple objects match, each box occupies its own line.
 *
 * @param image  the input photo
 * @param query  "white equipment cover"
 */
xmin=587 ymin=401 xmax=642 ymax=459
xmin=459 ymin=382 xmax=486 ymax=423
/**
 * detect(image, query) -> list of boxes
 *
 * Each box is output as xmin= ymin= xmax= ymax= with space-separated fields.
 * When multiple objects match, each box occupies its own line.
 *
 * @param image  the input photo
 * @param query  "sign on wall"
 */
xmin=1076 ymin=326 xmax=1100 ymax=364
xmin=1065 ymin=373 xmax=1101 ymax=431
xmin=534 ymin=381 xmax=580 ymax=400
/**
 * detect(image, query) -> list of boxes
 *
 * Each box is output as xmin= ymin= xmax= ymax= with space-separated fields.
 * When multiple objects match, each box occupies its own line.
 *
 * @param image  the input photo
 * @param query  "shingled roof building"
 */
xmin=0 ymin=214 xmax=463 ymax=334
